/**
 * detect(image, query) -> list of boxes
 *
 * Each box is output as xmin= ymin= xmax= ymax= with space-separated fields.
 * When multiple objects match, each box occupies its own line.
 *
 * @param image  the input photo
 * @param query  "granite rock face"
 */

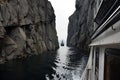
xmin=67 ymin=0 xmax=94 ymax=50
xmin=0 ymin=0 xmax=59 ymax=62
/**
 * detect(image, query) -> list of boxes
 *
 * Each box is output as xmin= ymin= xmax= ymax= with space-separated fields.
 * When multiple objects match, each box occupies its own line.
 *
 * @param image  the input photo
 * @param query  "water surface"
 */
xmin=0 ymin=46 xmax=88 ymax=80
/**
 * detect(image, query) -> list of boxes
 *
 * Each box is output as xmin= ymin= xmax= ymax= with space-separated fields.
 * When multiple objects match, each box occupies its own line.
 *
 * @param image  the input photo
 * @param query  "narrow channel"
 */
xmin=0 ymin=46 xmax=88 ymax=80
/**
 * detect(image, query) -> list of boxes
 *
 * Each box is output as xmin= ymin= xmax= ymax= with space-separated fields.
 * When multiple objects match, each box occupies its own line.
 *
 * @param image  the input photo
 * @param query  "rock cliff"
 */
xmin=0 ymin=0 xmax=59 ymax=63
xmin=67 ymin=0 xmax=94 ymax=50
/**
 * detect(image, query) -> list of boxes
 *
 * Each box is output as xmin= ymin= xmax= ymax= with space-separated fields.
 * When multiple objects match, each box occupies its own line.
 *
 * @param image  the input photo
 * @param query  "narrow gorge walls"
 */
xmin=0 ymin=0 xmax=59 ymax=62
xmin=67 ymin=0 xmax=95 ymax=50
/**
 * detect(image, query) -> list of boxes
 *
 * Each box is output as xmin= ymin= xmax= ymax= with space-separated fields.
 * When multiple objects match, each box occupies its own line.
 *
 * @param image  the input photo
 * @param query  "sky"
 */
xmin=48 ymin=0 xmax=75 ymax=42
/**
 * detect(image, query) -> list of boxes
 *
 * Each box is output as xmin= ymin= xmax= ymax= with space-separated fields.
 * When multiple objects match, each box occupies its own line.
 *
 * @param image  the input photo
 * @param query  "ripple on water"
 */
xmin=0 ymin=47 xmax=88 ymax=80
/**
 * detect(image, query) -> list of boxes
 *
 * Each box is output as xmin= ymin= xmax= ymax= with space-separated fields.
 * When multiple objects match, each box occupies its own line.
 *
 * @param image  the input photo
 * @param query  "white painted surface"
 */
xmin=90 ymin=20 xmax=120 ymax=48
xmin=98 ymin=48 xmax=105 ymax=80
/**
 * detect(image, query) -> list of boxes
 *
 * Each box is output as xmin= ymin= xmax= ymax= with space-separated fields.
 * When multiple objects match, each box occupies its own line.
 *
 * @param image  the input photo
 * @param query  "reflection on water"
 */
xmin=0 ymin=46 xmax=88 ymax=80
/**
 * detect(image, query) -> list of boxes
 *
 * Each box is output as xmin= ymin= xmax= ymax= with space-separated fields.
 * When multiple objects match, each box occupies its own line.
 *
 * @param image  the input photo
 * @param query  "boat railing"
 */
xmin=92 ymin=5 xmax=120 ymax=40
xmin=80 ymin=47 xmax=93 ymax=80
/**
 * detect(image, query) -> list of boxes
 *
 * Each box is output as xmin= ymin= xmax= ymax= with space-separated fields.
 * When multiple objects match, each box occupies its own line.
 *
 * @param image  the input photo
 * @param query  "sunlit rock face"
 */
xmin=0 ymin=0 xmax=59 ymax=62
xmin=67 ymin=0 xmax=94 ymax=50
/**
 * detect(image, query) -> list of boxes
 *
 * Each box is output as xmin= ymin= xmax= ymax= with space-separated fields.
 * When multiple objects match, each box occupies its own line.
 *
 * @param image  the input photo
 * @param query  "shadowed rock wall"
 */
xmin=0 ymin=0 xmax=59 ymax=62
xmin=67 ymin=0 xmax=95 ymax=50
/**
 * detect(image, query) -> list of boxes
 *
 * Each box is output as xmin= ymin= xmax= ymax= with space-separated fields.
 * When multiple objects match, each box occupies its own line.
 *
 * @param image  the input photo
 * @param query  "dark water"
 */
xmin=0 ymin=46 xmax=88 ymax=80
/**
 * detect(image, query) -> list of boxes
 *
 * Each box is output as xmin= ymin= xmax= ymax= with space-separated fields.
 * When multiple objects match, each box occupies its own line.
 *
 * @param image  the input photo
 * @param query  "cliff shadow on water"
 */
xmin=0 ymin=51 xmax=58 ymax=80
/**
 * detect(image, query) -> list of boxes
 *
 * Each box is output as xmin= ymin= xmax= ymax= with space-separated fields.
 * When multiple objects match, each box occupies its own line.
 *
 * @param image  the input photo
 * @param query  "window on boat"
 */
xmin=95 ymin=0 xmax=119 ymax=26
xmin=105 ymin=48 xmax=120 ymax=80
